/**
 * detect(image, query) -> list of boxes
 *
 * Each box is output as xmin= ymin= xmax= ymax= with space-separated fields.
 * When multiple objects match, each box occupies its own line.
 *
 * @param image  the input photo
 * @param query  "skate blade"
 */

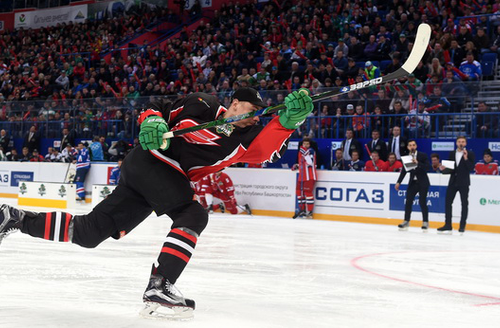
xmin=437 ymin=230 xmax=453 ymax=235
xmin=421 ymin=229 xmax=428 ymax=233
xmin=398 ymin=227 xmax=409 ymax=231
xmin=140 ymin=302 xmax=194 ymax=321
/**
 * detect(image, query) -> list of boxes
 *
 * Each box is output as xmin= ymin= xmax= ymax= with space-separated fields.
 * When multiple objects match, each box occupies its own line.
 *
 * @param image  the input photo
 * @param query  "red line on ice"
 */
xmin=350 ymin=251 xmax=500 ymax=307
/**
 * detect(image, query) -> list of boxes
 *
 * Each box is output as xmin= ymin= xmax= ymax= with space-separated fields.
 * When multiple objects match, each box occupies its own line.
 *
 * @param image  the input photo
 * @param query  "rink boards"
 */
xmin=227 ymin=168 xmax=500 ymax=233
xmin=1 ymin=162 xmax=500 ymax=233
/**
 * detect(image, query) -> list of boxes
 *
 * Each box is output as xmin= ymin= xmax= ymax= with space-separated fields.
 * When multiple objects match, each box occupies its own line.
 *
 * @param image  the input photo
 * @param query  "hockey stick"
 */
xmin=161 ymin=24 xmax=431 ymax=145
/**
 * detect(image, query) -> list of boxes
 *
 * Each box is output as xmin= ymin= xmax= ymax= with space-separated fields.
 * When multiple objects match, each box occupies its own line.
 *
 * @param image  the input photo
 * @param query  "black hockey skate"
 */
xmin=292 ymin=210 xmax=305 ymax=219
xmin=219 ymin=203 xmax=225 ymax=213
xmin=244 ymin=204 xmax=252 ymax=215
xmin=421 ymin=221 xmax=429 ymax=233
xmin=140 ymin=266 xmax=195 ymax=321
xmin=398 ymin=220 xmax=410 ymax=231
xmin=0 ymin=204 xmax=25 ymax=246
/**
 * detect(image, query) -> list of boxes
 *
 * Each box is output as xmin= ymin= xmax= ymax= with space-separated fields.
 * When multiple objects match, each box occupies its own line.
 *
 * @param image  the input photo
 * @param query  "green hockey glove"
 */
xmin=279 ymin=88 xmax=314 ymax=129
xmin=139 ymin=116 xmax=170 ymax=151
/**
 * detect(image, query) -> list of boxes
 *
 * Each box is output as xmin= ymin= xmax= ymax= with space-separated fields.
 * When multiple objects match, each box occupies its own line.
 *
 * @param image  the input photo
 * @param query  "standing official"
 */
xmin=388 ymin=126 xmax=408 ymax=160
xmin=438 ymin=136 xmax=475 ymax=234
xmin=341 ymin=128 xmax=363 ymax=161
xmin=395 ymin=140 xmax=430 ymax=231
xmin=367 ymin=130 xmax=388 ymax=161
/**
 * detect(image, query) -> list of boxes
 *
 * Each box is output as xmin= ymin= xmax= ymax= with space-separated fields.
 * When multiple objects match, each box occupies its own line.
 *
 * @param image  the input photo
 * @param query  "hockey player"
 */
xmin=205 ymin=171 xmax=251 ymax=215
xmin=331 ymin=148 xmax=347 ymax=170
xmin=109 ymin=159 xmax=122 ymax=185
xmin=0 ymin=87 xmax=313 ymax=320
xmin=347 ymin=150 xmax=365 ymax=171
xmin=364 ymin=151 xmax=388 ymax=172
xmin=475 ymin=149 xmax=498 ymax=175
xmin=194 ymin=174 xmax=212 ymax=210
xmin=194 ymin=174 xmax=224 ymax=213
xmin=293 ymin=137 xmax=317 ymax=219
xmin=386 ymin=153 xmax=403 ymax=172
xmin=75 ymin=142 xmax=90 ymax=200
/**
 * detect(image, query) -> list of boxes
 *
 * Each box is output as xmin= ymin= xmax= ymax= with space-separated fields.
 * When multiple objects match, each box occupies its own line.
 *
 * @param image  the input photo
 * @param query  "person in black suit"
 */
xmin=438 ymin=136 xmax=475 ymax=234
xmin=388 ymin=126 xmax=408 ymax=160
xmin=340 ymin=128 xmax=363 ymax=161
xmin=60 ymin=128 xmax=75 ymax=152
xmin=0 ymin=129 xmax=10 ymax=152
xmin=367 ymin=130 xmax=388 ymax=161
xmin=395 ymin=140 xmax=431 ymax=231
xmin=23 ymin=125 xmax=40 ymax=153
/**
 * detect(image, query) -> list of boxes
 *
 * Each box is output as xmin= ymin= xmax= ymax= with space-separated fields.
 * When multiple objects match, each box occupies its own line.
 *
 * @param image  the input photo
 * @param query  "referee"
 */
xmin=395 ymin=140 xmax=430 ymax=232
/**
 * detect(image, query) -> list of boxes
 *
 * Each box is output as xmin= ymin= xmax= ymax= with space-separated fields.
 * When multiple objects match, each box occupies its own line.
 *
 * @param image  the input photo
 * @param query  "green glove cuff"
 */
xmin=279 ymin=89 xmax=314 ymax=129
xmin=139 ymin=116 xmax=170 ymax=150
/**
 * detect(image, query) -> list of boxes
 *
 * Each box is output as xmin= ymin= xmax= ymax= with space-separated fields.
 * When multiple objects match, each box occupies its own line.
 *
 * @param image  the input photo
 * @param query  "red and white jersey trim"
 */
xmin=169 ymin=105 xmax=184 ymax=122
xmin=149 ymin=150 xmax=186 ymax=177
xmin=172 ymin=118 xmax=221 ymax=146
xmin=215 ymin=105 xmax=226 ymax=118
xmin=188 ymin=144 xmax=247 ymax=181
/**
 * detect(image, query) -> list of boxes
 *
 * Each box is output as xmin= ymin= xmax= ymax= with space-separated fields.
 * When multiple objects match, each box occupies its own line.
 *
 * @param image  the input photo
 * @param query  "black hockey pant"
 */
xmin=21 ymin=147 xmax=208 ymax=284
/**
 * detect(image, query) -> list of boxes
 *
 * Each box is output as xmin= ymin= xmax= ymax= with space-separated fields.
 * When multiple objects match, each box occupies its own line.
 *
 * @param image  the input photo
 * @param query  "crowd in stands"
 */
xmin=0 ymin=0 xmax=500 ymax=144
xmin=0 ymin=126 xmax=136 ymax=162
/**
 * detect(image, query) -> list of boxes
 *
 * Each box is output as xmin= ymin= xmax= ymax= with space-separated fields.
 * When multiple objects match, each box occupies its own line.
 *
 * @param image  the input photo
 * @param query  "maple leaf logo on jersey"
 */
xmin=173 ymin=119 xmax=221 ymax=146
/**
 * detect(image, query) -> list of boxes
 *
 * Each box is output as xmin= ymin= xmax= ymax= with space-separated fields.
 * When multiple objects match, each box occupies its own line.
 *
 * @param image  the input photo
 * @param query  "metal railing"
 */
xmin=0 ymin=82 xmax=497 ymax=140
xmin=266 ymin=112 xmax=500 ymax=140
xmin=1 ymin=111 xmax=499 ymax=141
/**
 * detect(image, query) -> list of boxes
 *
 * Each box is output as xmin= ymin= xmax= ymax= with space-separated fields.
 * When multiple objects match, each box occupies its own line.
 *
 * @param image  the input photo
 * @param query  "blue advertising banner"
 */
xmin=11 ymin=171 xmax=34 ymax=187
xmin=389 ymin=184 xmax=447 ymax=213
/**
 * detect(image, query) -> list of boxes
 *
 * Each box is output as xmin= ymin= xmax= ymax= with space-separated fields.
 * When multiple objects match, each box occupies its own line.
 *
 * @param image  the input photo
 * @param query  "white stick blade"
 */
xmin=401 ymin=23 xmax=431 ymax=74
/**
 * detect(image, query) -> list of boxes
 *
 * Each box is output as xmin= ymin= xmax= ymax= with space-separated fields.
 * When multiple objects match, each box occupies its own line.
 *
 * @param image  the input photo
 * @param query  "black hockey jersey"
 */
xmin=139 ymin=93 xmax=294 ymax=181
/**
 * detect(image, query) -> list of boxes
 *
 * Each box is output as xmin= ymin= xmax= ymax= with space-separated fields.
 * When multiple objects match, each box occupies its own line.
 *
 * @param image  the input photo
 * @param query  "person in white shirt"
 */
xmin=438 ymin=136 xmax=475 ymax=234
xmin=341 ymin=128 xmax=362 ymax=161
xmin=388 ymin=126 xmax=409 ymax=160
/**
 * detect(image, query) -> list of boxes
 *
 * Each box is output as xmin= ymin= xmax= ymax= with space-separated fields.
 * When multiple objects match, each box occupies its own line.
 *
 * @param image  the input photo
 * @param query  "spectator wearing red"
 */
xmin=352 ymin=105 xmax=370 ymax=138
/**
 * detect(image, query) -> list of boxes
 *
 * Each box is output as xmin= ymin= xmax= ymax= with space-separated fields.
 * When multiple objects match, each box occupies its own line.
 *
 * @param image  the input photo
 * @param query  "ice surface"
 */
xmin=1 ymin=197 xmax=500 ymax=328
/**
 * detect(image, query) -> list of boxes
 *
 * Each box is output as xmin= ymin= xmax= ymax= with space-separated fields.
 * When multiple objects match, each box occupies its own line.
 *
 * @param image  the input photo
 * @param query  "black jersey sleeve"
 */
xmin=137 ymin=98 xmax=174 ymax=124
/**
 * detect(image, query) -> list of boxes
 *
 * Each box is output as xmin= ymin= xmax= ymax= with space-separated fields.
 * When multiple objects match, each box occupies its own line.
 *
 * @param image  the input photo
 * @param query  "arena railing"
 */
xmin=1 ymin=111 xmax=498 ymax=142
xmin=0 ymin=81 xmax=496 ymax=139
